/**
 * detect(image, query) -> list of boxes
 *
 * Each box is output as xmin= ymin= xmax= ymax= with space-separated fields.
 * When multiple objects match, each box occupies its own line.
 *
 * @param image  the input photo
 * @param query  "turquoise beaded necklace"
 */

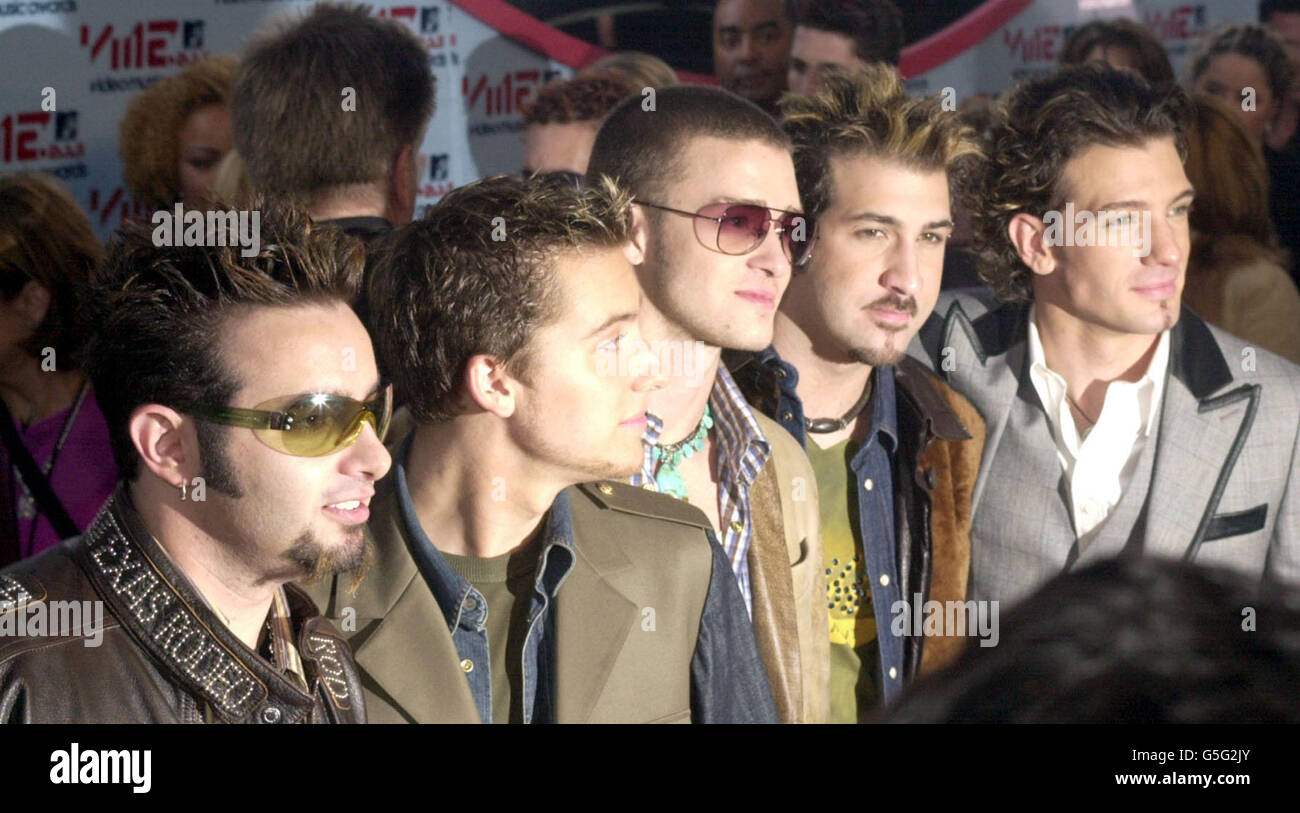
xmin=650 ymin=403 xmax=714 ymax=500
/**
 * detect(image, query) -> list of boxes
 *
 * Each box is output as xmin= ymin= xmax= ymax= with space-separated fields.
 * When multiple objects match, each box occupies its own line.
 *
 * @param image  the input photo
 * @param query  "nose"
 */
xmin=880 ymin=237 xmax=923 ymax=296
xmin=344 ymin=421 xmax=392 ymax=482
xmin=736 ymin=34 xmax=758 ymax=63
xmin=750 ymin=216 xmax=793 ymax=281
xmin=1143 ymin=212 xmax=1183 ymax=267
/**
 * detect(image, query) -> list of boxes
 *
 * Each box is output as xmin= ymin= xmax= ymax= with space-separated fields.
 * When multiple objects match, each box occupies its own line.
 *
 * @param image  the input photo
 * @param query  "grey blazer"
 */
xmin=912 ymin=295 xmax=1300 ymax=605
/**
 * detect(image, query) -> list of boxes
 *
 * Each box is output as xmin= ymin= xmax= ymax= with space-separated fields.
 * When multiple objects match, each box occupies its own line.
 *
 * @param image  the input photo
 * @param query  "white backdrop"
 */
xmin=0 ymin=0 xmax=1259 ymax=241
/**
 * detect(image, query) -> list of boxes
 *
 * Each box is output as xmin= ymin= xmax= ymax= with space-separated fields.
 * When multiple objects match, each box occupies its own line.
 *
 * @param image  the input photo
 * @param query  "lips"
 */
xmin=1133 ymin=278 xmax=1178 ymax=299
xmin=323 ymin=493 xmax=373 ymax=524
xmin=736 ymin=290 xmax=777 ymax=310
xmin=866 ymin=307 xmax=912 ymax=327
xmin=620 ymin=413 xmax=648 ymax=430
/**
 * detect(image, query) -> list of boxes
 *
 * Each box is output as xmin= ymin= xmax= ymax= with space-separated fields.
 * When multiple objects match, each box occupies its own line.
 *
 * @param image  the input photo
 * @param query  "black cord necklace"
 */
xmin=804 ymin=378 xmax=873 ymax=434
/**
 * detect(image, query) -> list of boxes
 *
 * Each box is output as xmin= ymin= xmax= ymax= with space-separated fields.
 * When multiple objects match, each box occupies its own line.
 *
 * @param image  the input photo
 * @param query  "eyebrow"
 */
xmin=1095 ymin=189 xmax=1194 ymax=211
xmin=584 ymin=311 xmax=638 ymax=339
xmin=848 ymin=211 xmax=955 ymax=230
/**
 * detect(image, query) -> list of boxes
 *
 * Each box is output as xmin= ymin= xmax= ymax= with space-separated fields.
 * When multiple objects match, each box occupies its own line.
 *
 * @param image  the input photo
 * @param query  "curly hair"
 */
xmin=1189 ymin=23 xmax=1294 ymax=104
xmin=0 ymin=173 xmax=103 ymax=367
xmin=522 ymin=74 xmax=636 ymax=126
xmin=779 ymin=63 xmax=982 ymax=222
xmin=119 ymin=56 xmax=237 ymax=210
xmin=974 ymin=64 xmax=1192 ymax=302
xmin=1059 ymin=18 xmax=1176 ymax=87
xmin=81 ymin=202 xmax=363 ymax=479
xmin=367 ymin=173 xmax=633 ymax=423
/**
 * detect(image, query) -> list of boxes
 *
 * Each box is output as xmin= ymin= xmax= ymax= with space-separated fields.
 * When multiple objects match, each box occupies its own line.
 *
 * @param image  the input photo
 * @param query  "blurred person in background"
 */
xmin=119 ymin=55 xmax=237 ymax=212
xmin=1189 ymin=23 xmax=1300 ymax=286
xmin=233 ymin=3 xmax=434 ymax=242
xmin=0 ymin=174 xmax=115 ymax=565
xmin=1182 ymin=94 xmax=1300 ymax=364
xmin=713 ymin=0 xmax=794 ymax=115
xmin=521 ymin=74 xmax=636 ymax=176
xmin=1058 ymin=17 xmax=1175 ymax=87
xmin=580 ymin=50 xmax=680 ymax=89
xmin=1260 ymin=0 xmax=1300 ymax=151
xmin=232 ymin=2 xmax=435 ymax=332
xmin=786 ymin=0 xmax=904 ymax=96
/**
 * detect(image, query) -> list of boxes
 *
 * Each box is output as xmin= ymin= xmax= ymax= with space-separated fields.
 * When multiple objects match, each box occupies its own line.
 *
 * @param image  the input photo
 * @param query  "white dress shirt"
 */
xmin=1026 ymin=307 xmax=1171 ymax=542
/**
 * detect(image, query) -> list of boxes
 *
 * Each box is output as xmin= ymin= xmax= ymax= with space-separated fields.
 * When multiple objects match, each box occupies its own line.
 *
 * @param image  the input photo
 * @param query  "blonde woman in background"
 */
xmin=119 ymin=55 xmax=237 ymax=211
xmin=1183 ymin=94 xmax=1300 ymax=364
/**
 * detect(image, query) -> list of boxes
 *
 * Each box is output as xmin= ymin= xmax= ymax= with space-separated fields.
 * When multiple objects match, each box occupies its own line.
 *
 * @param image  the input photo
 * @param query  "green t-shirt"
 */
xmin=443 ymin=544 xmax=539 ymax=724
xmin=805 ymin=437 xmax=880 ymax=723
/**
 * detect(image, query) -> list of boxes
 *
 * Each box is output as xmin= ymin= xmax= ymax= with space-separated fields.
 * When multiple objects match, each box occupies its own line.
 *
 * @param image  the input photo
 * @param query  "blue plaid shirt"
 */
xmin=632 ymin=364 xmax=771 ymax=615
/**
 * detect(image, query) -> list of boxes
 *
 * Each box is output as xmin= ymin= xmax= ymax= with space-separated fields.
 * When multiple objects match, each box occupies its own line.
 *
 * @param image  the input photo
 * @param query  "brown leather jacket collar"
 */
xmin=70 ymin=484 xmax=363 ymax=723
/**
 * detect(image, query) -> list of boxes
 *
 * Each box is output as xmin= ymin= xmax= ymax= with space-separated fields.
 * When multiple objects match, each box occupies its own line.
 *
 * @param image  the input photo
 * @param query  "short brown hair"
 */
xmin=368 ymin=174 xmax=632 ymax=424
xmin=1059 ymin=18 xmax=1176 ymax=87
xmin=1190 ymin=23 xmax=1294 ymax=103
xmin=795 ymin=0 xmax=905 ymax=66
xmin=81 ymin=204 xmax=363 ymax=479
xmin=780 ymin=63 xmax=982 ymax=221
xmin=587 ymin=85 xmax=791 ymax=201
xmin=975 ymin=64 xmax=1192 ymax=302
xmin=0 ymin=173 xmax=103 ymax=367
xmin=232 ymin=2 xmax=435 ymax=202
xmin=522 ymin=75 xmax=636 ymax=126
xmin=119 ymin=56 xmax=237 ymax=209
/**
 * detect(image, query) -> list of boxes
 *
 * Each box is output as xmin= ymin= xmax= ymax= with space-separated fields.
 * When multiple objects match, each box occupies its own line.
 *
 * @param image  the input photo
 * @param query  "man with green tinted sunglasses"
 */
xmin=0 ymin=205 xmax=383 ymax=723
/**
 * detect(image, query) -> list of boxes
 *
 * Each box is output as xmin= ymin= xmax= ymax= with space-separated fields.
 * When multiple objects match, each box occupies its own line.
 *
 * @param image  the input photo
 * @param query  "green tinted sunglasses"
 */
xmin=185 ymin=384 xmax=393 ymax=457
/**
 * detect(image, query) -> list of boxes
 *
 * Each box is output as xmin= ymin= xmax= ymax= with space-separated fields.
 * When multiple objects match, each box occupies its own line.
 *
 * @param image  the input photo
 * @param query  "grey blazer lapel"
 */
xmin=1143 ymin=313 xmax=1260 ymax=560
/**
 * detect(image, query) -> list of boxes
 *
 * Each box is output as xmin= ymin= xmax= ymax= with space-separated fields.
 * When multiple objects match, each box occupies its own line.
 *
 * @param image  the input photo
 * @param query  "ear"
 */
xmin=1007 ymin=212 xmax=1057 ymax=277
xmin=14 ymin=279 xmax=51 ymax=330
xmin=387 ymin=142 xmax=420 ymax=225
xmin=128 ymin=404 xmax=196 ymax=489
xmin=627 ymin=203 xmax=651 ymax=267
xmin=462 ymin=354 xmax=518 ymax=419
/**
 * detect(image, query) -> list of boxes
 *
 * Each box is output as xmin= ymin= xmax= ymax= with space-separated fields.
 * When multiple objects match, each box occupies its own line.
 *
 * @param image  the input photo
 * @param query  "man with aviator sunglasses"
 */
xmin=0 ymin=206 xmax=382 ymax=723
xmin=588 ymin=86 xmax=828 ymax=723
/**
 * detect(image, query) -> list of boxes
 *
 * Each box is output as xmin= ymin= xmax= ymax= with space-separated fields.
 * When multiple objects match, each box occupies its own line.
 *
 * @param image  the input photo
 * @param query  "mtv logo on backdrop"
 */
xmin=421 ymin=7 xmax=439 ymax=33
xmin=428 ymin=153 xmax=449 ymax=181
xmin=55 ymin=111 xmax=78 ymax=141
xmin=183 ymin=20 xmax=205 ymax=50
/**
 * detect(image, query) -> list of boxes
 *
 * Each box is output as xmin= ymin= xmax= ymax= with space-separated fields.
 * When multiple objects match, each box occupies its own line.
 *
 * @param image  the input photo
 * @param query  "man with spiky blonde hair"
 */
xmin=727 ymin=64 xmax=986 ymax=718
xmin=303 ymin=173 xmax=775 ymax=724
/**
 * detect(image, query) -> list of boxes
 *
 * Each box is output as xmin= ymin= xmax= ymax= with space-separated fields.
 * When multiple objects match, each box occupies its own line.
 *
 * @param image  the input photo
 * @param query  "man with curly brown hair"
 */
xmin=914 ymin=64 xmax=1300 ymax=607
xmin=521 ymin=74 xmax=635 ymax=176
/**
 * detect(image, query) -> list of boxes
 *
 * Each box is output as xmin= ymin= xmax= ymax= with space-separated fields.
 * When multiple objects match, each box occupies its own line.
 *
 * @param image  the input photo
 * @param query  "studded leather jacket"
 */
xmin=0 ymin=484 xmax=365 ymax=723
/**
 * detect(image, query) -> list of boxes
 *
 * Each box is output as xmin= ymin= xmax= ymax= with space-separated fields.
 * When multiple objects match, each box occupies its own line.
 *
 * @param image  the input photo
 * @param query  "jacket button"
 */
xmin=775 ymin=368 xmax=787 ymax=379
xmin=863 ymin=478 xmax=874 ymax=491
xmin=460 ymin=658 xmax=474 ymax=673
xmin=888 ymin=667 xmax=898 ymax=680
xmin=781 ymin=411 xmax=794 ymax=422
xmin=261 ymin=706 xmax=282 ymax=724
xmin=924 ymin=468 xmax=937 ymax=489
xmin=879 ymin=574 xmax=890 ymax=586
xmin=598 ymin=483 xmax=614 ymax=495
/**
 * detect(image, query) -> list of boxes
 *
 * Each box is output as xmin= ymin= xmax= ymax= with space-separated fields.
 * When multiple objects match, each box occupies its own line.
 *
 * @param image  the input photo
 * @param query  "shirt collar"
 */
xmin=708 ymin=363 xmax=771 ymax=487
xmin=391 ymin=432 xmax=576 ymax=631
xmin=760 ymin=344 xmax=897 ymax=453
xmin=1027 ymin=304 xmax=1171 ymax=436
